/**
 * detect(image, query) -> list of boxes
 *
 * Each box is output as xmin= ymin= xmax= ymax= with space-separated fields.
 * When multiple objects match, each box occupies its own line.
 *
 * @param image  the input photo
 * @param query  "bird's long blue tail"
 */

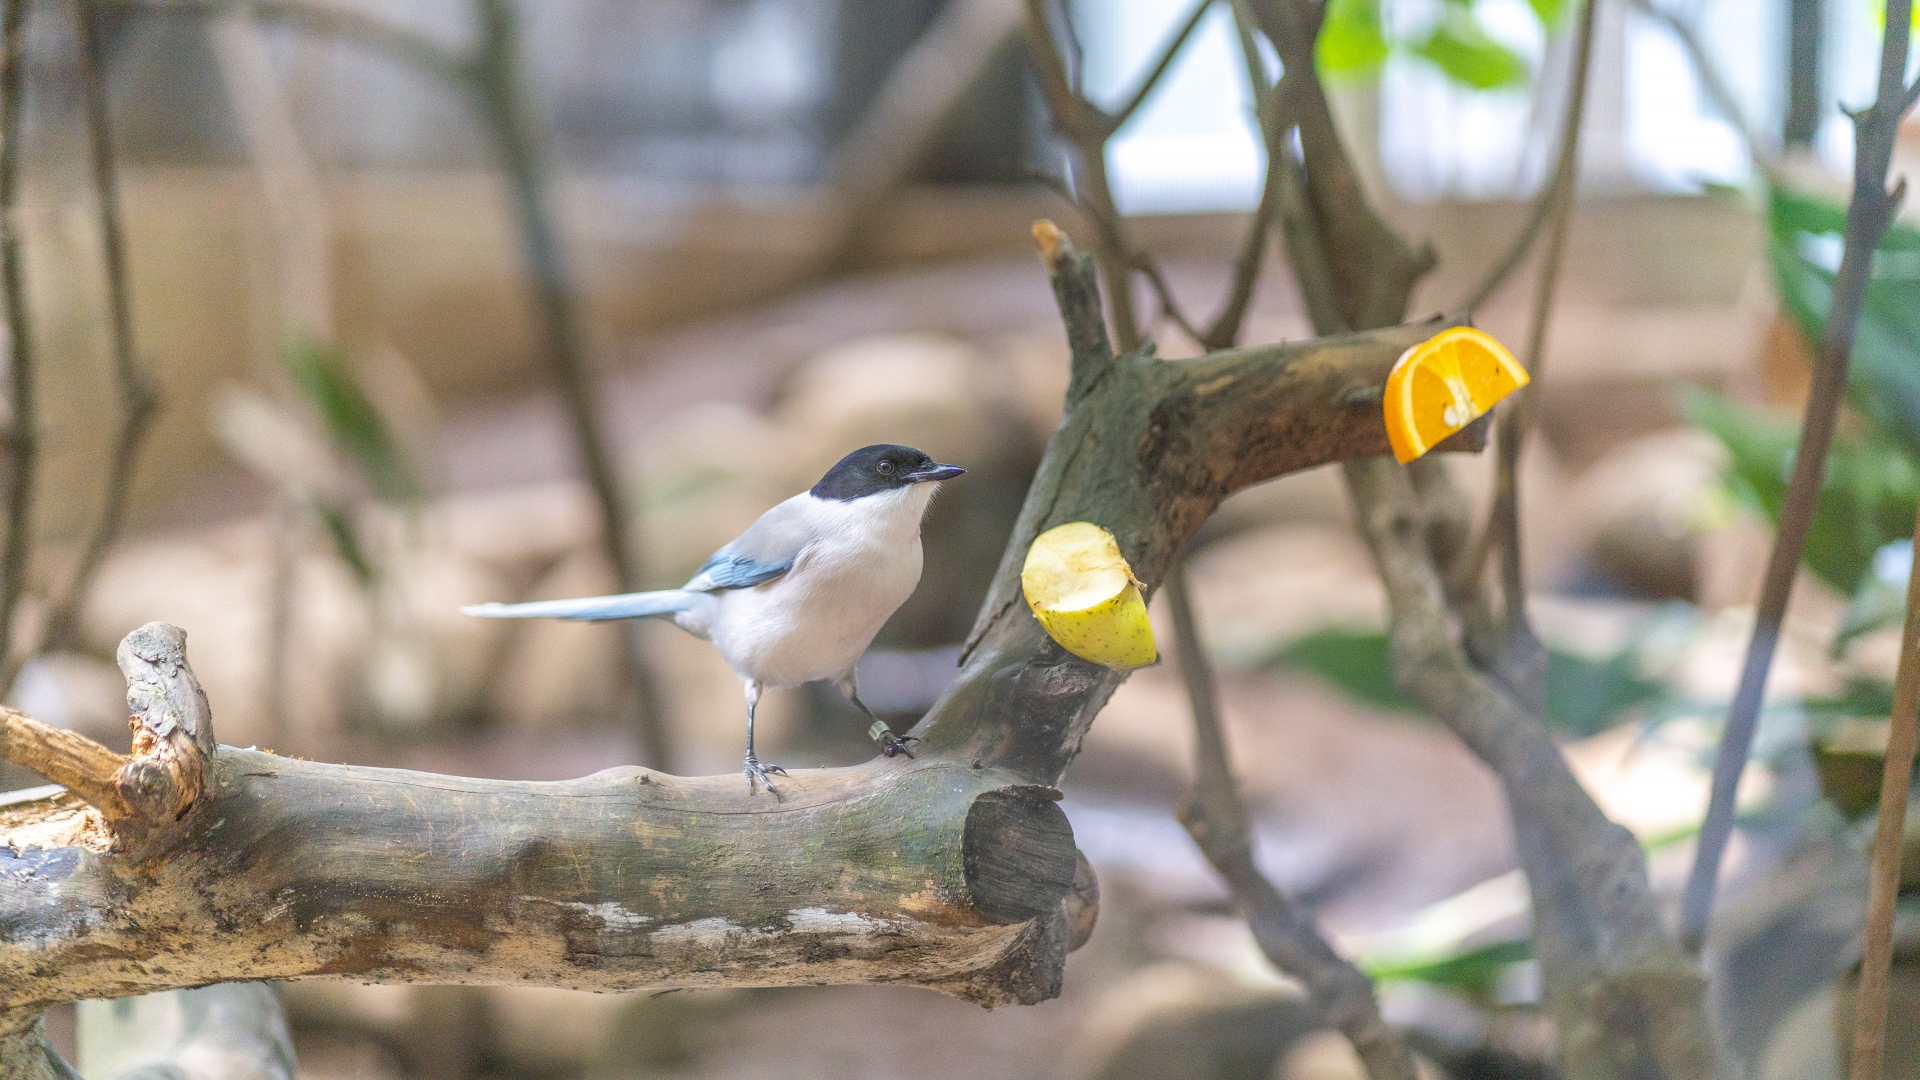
xmin=462 ymin=589 xmax=698 ymax=622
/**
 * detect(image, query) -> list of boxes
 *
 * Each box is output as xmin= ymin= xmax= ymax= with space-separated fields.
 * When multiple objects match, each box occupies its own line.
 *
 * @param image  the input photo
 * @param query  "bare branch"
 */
xmin=38 ymin=0 xmax=161 ymax=658
xmin=107 ymin=0 xmax=471 ymax=84
xmin=1343 ymin=458 xmax=1718 ymax=1074
xmin=0 ymin=708 xmax=133 ymax=821
xmin=1450 ymin=0 xmax=1599 ymax=697
xmin=1031 ymin=221 xmax=1114 ymax=403
xmin=0 ymin=0 xmax=36 ymax=687
xmin=1200 ymin=14 xmax=1290 ymax=350
xmin=1462 ymin=0 xmax=1598 ymax=314
xmin=1244 ymin=0 xmax=1433 ymax=332
xmin=1852 ymin=501 xmax=1920 ymax=1080
xmin=1680 ymin=0 xmax=1914 ymax=954
xmin=1167 ymin=566 xmax=1417 ymax=1080
xmin=1623 ymin=0 xmax=1768 ymax=167
xmin=1103 ymin=0 xmax=1213 ymax=136
xmin=1023 ymin=0 xmax=1151 ymax=347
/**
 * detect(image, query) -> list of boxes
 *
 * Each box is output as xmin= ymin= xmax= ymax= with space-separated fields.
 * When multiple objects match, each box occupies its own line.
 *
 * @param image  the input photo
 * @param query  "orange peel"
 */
xmin=1383 ymin=327 xmax=1530 ymax=463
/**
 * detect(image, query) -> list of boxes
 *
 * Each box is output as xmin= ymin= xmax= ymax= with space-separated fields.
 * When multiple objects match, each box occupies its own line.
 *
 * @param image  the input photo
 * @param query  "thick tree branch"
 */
xmin=1344 ymin=459 xmax=1718 ymax=1076
xmin=1680 ymin=0 xmax=1915 ymax=954
xmin=1168 ymin=567 xmax=1416 ymax=1080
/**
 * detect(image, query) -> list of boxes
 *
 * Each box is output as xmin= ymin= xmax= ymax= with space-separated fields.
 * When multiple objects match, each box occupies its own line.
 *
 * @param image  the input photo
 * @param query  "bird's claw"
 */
xmin=868 ymin=721 xmax=918 ymax=759
xmin=744 ymin=756 xmax=788 ymax=795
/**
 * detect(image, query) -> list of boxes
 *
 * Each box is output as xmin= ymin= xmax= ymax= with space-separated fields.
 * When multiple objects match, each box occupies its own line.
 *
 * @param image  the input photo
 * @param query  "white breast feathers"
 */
xmin=704 ymin=483 xmax=937 ymax=689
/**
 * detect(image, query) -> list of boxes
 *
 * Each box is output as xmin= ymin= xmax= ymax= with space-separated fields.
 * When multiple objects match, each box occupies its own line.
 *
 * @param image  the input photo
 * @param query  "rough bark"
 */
xmin=0 ymin=236 xmax=1478 ymax=1071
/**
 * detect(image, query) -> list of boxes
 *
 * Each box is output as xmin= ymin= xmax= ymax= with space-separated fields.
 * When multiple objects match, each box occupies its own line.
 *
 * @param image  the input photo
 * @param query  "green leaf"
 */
xmin=1366 ymin=938 xmax=1533 ymax=1002
xmin=1527 ymin=0 xmax=1571 ymax=28
xmin=316 ymin=504 xmax=375 ymax=590
xmin=283 ymin=340 xmax=423 ymax=505
xmin=1274 ymin=628 xmax=1411 ymax=712
xmin=1410 ymin=10 xmax=1530 ymax=90
xmin=1766 ymin=185 xmax=1920 ymax=457
xmin=1270 ymin=628 xmax=1664 ymax=735
xmin=1545 ymin=647 xmax=1666 ymax=738
xmin=1684 ymin=388 xmax=1920 ymax=594
xmin=1315 ymin=0 xmax=1390 ymax=81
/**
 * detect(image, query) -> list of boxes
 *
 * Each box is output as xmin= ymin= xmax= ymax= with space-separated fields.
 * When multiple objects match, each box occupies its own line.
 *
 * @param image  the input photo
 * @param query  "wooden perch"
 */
xmin=0 ymin=227 xmax=1478 ymax=1076
xmin=0 ymin=623 xmax=208 ymax=846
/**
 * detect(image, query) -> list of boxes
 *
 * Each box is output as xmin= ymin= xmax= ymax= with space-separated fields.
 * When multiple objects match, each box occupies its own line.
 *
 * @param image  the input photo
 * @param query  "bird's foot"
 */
xmin=868 ymin=721 xmax=918 ymax=759
xmin=743 ymin=755 xmax=788 ymax=795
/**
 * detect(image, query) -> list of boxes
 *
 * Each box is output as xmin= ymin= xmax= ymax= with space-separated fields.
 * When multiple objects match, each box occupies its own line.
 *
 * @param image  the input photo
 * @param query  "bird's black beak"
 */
xmin=907 ymin=463 xmax=965 ymax=483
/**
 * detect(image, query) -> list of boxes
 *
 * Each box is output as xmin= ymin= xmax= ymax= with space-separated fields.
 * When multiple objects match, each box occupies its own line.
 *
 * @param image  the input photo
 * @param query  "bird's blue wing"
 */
xmin=682 ymin=494 xmax=813 ymax=592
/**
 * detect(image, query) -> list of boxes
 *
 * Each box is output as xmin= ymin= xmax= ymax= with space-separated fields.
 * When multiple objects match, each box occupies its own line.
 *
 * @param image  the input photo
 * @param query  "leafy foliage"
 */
xmin=1410 ymin=6 xmax=1531 ymax=90
xmin=284 ymin=340 xmax=424 ymax=505
xmin=1764 ymin=187 xmax=1920 ymax=458
xmin=1271 ymin=627 xmax=1664 ymax=736
xmin=1316 ymin=0 xmax=1558 ymax=89
xmin=1366 ymin=938 xmax=1534 ymax=1003
xmin=1316 ymin=0 xmax=1391 ymax=79
xmin=1684 ymin=388 xmax=1918 ymax=596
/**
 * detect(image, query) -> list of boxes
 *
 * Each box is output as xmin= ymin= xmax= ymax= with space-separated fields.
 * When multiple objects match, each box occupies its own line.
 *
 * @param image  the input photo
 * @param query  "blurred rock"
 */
xmin=1563 ymin=430 xmax=1722 ymax=600
xmin=1061 ymin=962 xmax=1326 ymax=1080
xmin=1278 ymin=1029 xmax=1448 ymax=1080
xmin=1181 ymin=525 xmax=1385 ymax=669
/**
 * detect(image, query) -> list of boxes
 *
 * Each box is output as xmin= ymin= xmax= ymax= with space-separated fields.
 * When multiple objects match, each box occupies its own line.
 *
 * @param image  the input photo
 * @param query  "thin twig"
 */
xmin=1167 ymin=565 xmax=1417 ymax=1080
xmin=471 ymin=0 xmax=671 ymax=769
xmin=1853 ymin=500 xmax=1920 ymax=1080
xmin=1680 ymin=0 xmax=1915 ymax=955
xmin=1199 ymin=9 xmax=1287 ymax=350
xmin=0 ymin=0 xmax=36 ymax=685
xmin=1460 ymin=0 xmax=1598 ymax=604
xmin=1462 ymin=0 xmax=1600 ymax=314
xmin=108 ymin=0 xmax=470 ymax=84
xmin=1026 ymin=0 xmax=1202 ymax=350
xmin=0 ymin=705 xmax=132 ymax=821
xmin=38 ymin=0 xmax=161 ymax=658
xmin=1624 ymin=0 xmax=1776 ymax=177
xmin=1102 ymin=0 xmax=1213 ymax=135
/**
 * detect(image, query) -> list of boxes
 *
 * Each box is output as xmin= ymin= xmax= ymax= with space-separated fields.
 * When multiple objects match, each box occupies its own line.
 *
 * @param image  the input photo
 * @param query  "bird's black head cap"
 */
xmin=811 ymin=444 xmax=965 ymax=501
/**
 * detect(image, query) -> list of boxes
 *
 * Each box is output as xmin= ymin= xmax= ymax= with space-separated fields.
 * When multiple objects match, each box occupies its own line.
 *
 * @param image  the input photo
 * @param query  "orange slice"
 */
xmin=1383 ymin=327 xmax=1530 ymax=463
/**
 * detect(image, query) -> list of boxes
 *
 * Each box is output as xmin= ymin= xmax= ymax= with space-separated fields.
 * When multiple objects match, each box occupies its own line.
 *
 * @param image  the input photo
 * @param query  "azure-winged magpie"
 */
xmin=464 ymin=444 xmax=964 ymax=793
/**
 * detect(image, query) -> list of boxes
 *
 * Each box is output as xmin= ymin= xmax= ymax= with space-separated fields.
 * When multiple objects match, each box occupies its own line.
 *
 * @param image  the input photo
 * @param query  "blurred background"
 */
xmin=5 ymin=0 xmax=1920 ymax=1076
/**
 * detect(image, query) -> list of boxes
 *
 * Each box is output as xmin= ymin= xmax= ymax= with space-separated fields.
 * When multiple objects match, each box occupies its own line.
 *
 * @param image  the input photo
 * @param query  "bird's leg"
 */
xmin=741 ymin=681 xmax=786 ymax=795
xmin=838 ymin=674 xmax=916 ymax=759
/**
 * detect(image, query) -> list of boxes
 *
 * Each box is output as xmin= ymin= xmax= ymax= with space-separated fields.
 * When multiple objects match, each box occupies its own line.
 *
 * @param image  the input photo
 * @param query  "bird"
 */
xmin=463 ymin=443 xmax=964 ymax=794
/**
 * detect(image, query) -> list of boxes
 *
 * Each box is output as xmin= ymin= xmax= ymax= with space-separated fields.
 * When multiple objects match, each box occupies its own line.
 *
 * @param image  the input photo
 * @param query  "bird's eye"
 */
xmin=877 ymin=460 xmax=894 ymax=475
